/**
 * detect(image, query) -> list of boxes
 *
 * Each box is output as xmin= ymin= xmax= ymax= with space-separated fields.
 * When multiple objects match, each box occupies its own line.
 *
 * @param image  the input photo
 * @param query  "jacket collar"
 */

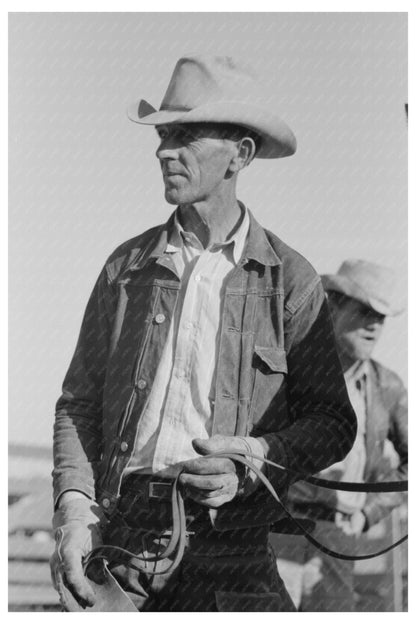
xmin=243 ymin=210 xmax=281 ymax=266
xmin=128 ymin=206 xmax=281 ymax=271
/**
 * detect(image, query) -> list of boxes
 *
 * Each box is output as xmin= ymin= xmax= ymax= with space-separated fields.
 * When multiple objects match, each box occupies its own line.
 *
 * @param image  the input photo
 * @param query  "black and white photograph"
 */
xmin=8 ymin=9 xmax=408 ymax=612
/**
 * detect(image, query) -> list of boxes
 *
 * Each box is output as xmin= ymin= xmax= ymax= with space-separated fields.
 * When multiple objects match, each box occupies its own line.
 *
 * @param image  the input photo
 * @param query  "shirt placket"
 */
xmin=152 ymin=248 xmax=208 ymax=471
xmin=190 ymin=250 xmax=222 ymax=414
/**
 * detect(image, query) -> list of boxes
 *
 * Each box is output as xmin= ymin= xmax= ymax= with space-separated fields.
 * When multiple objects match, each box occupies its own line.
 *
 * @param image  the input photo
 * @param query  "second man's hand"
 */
xmin=335 ymin=510 xmax=366 ymax=536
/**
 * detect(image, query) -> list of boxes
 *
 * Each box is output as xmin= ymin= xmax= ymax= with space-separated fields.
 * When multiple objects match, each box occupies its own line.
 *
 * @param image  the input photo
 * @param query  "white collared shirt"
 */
xmin=125 ymin=205 xmax=250 ymax=477
xmin=336 ymin=360 xmax=368 ymax=513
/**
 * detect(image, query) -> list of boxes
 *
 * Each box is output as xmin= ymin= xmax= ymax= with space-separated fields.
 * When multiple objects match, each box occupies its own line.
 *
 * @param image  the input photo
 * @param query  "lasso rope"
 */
xmin=83 ymin=450 xmax=408 ymax=576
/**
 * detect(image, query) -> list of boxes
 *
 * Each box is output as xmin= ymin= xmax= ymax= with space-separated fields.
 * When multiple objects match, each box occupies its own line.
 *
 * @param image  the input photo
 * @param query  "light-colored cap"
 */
xmin=321 ymin=259 xmax=404 ymax=316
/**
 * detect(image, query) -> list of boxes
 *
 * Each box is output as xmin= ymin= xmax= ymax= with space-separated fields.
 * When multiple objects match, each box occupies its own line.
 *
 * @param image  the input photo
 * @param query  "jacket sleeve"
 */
xmin=257 ymin=281 xmax=357 ymax=491
xmin=52 ymin=265 xmax=118 ymax=507
xmin=362 ymin=375 xmax=408 ymax=528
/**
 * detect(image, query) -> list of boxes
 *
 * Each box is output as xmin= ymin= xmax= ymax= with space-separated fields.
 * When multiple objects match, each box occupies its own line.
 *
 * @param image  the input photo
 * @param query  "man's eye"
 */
xmin=169 ymin=130 xmax=193 ymax=143
xmin=157 ymin=127 xmax=196 ymax=142
xmin=181 ymin=129 xmax=196 ymax=140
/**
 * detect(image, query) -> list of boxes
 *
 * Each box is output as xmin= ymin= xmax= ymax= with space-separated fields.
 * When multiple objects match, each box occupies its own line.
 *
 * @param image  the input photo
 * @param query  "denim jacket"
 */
xmin=53 ymin=210 xmax=357 ymax=528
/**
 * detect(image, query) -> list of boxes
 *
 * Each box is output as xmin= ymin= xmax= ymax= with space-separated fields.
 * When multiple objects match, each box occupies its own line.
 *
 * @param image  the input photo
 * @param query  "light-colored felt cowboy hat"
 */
xmin=321 ymin=259 xmax=404 ymax=317
xmin=127 ymin=55 xmax=297 ymax=159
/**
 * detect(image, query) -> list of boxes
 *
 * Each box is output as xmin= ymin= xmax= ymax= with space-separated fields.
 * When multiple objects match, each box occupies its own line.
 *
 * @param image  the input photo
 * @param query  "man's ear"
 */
xmin=228 ymin=137 xmax=256 ymax=174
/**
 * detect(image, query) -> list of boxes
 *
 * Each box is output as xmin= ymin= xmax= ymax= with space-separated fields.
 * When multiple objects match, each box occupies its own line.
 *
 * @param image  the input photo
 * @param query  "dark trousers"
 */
xmin=101 ymin=478 xmax=296 ymax=612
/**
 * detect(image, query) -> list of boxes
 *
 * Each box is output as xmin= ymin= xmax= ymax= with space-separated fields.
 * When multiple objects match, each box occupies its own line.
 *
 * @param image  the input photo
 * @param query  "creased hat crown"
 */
xmin=161 ymin=56 xmax=259 ymax=110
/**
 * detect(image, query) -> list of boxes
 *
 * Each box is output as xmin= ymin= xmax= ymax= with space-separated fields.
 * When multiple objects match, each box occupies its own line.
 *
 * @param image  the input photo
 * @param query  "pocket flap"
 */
xmin=254 ymin=346 xmax=287 ymax=374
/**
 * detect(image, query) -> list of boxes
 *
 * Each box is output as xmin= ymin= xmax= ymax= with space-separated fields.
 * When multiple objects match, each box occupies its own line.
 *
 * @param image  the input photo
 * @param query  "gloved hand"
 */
xmin=180 ymin=434 xmax=265 ymax=508
xmin=50 ymin=495 xmax=106 ymax=608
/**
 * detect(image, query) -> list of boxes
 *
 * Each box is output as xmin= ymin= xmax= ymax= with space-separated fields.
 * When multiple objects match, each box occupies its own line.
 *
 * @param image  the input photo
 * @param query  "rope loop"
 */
xmin=83 ymin=449 xmax=408 ymax=575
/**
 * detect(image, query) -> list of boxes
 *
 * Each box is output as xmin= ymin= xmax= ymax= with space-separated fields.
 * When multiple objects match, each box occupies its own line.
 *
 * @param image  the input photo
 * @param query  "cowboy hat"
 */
xmin=127 ymin=55 xmax=297 ymax=159
xmin=321 ymin=259 xmax=404 ymax=317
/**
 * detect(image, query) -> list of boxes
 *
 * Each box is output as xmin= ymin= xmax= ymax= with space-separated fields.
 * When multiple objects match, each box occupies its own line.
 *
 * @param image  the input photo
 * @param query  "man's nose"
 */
xmin=156 ymin=138 xmax=180 ymax=161
xmin=366 ymin=314 xmax=385 ymax=329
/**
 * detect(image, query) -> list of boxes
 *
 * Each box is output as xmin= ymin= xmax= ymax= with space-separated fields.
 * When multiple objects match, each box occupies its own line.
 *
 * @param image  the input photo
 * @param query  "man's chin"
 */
xmin=163 ymin=189 xmax=181 ymax=205
xmin=339 ymin=339 xmax=375 ymax=367
xmin=164 ymin=188 xmax=188 ymax=205
xmin=346 ymin=345 xmax=374 ymax=363
xmin=165 ymin=195 xmax=199 ymax=207
xmin=165 ymin=194 xmax=178 ymax=205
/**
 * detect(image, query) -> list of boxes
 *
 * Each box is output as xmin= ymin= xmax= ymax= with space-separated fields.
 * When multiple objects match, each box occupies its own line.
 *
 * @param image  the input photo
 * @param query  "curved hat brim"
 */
xmin=321 ymin=274 xmax=403 ymax=317
xmin=127 ymin=98 xmax=297 ymax=159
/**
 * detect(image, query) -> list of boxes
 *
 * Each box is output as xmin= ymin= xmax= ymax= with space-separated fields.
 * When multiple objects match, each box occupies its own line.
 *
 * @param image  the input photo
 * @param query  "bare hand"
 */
xmin=335 ymin=510 xmax=366 ymax=536
xmin=180 ymin=436 xmax=241 ymax=508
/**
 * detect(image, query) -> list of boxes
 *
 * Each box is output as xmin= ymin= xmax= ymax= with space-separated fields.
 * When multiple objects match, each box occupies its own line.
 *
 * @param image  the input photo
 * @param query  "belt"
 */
xmin=83 ymin=451 xmax=408 ymax=580
xmin=121 ymin=474 xmax=177 ymax=502
xmin=118 ymin=473 xmax=211 ymax=533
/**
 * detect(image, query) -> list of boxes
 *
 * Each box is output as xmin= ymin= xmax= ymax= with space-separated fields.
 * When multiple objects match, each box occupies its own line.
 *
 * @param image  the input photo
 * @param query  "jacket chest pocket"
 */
xmin=248 ymin=346 xmax=288 ymax=431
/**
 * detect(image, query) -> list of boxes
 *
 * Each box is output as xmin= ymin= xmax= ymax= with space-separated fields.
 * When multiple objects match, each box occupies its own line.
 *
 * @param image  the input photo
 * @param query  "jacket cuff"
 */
xmin=255 ymin=434 xmax=290 ymax=493
xmin=53 ymin=476 xmax=96 ymax=511
xmin=54 ymin=488 xmax=94 ymax=510
xmin=235 ymin=436 xmax=266 ymax=496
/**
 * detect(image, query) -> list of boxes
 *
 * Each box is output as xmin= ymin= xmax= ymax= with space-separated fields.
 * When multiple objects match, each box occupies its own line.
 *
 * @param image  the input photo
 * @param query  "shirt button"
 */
xmin=194 ymin=274 xmax=201 ymax=282
xmin=120 ymin=441 xmax=129 ymax=452
xmin=102 ymin=498 xmax=110 ymax=509
xmin=155 ymin=313 xmax=166 ymax=324
xmin=137 ymin=379 xmax=147 ymax=390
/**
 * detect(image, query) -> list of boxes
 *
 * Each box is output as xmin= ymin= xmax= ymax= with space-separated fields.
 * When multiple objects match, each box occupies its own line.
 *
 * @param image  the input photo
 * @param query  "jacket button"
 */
xmin=102 ymin=498 xmax=110 ymax=509
xmin=137 ymin=379 xmax=147 ymax=390
xmin=120 ymin=441 xmax=128 ymax=452
xmin=155 ymin=313 xmax=166 ymax=324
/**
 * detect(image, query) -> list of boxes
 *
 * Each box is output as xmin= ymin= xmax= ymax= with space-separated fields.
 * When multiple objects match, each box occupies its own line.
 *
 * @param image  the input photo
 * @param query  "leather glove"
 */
xmin=180 ymin=434 xmax=265 ymax=508
xmin=50 ymin=496 xmax=106 ymax=608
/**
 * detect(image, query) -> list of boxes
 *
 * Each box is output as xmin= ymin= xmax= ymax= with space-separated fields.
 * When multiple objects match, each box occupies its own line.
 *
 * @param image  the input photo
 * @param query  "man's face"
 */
xmin=155 ymin=123 xmax=237 ymax=205
xmin=330 ymin=295 xmax=386 ymax=364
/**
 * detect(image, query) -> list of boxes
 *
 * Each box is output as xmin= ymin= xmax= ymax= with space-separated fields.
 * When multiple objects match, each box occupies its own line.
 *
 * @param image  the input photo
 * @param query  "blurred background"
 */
xmin=8 ymin=12 xmax=407 ymax=611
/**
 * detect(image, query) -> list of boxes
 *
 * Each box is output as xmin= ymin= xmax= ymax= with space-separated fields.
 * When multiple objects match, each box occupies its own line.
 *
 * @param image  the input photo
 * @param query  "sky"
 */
xmin=9 ymin=12 xmax=407 ymax=447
